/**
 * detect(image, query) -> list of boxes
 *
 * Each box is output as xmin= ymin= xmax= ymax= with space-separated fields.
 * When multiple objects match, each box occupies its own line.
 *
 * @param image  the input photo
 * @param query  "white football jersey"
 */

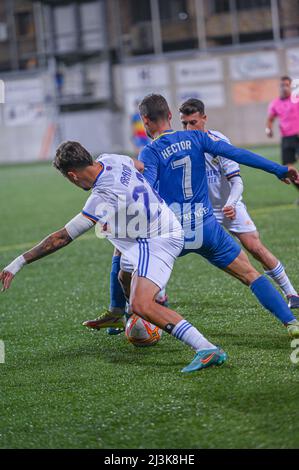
xmin=205 ymin=130 xmax=242 ymax=211
xmin=82 ymin=154 xmax=182 ymax=254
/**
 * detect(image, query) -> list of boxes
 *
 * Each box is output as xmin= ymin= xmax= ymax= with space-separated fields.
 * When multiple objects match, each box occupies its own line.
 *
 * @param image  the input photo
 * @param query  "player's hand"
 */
xmin=134 ymin=160 xmax=144 ymax=173
xmin=281 ymin=166 xmax=299 ymax=185
xmin=222 ymin=205 xmax=236 ymax=220
xmin=265 ymin=127 xmax=273 ymax=138
xmin=0 ymin=270 xmax=15 ymax=292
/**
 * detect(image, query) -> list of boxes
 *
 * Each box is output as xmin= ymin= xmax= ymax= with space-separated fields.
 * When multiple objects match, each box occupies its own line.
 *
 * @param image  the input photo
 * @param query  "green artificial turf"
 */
xmin=0 ymin=146 xmax=298 ymax=449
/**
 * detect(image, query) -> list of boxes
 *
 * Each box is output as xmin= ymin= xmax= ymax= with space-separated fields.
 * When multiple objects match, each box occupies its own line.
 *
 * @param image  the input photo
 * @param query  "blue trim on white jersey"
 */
xmin=93 ymin=162 xmax=105 ymax=187
xmin=81 ymin=210 xmax=99 ymax=222
xmin=226 ymin=170 xmax=241 ymax=180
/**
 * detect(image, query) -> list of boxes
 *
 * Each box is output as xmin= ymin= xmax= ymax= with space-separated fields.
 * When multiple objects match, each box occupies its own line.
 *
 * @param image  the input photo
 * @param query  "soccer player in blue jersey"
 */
xmin=179 ymin=98 xmax=299 ymax=309
xmin=133 ymin=93 xmax=299 ymax=349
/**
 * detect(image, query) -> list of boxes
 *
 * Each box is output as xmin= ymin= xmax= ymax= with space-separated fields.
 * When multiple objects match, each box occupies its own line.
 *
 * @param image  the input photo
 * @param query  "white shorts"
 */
xmin=120 ymin=254 xmax=134 ymax=274
xmin=117 ymin=234 xmax=184 ymax=290
xmin=214 ymin=201 xmax=257 ymax=234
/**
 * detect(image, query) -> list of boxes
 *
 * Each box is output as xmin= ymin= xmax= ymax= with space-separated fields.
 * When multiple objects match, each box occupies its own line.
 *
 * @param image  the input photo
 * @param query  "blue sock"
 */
xmin=109 ymin=256 xmax=126 ymax=314
xmin=250 ymin=275 xmax=295 ymax=325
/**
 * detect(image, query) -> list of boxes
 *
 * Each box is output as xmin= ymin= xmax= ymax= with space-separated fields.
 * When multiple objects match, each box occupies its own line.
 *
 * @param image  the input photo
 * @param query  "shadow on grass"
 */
xmin=210 ymin=329 xmax=289 ymax=351
xmin=22 ymin=338 xmax=188 ymax=370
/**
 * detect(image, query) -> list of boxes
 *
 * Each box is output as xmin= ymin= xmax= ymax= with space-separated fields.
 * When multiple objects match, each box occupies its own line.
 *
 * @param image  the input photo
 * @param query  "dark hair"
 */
xmin=139 ymin=94 xmax=170 ymax=122
xmin=54 ymin=141 xmax=93 ymax=175
xmin=179 ymin=98 xmax=205 ymax=116
xmin=281 ymin=75 xmax=292 ymax=83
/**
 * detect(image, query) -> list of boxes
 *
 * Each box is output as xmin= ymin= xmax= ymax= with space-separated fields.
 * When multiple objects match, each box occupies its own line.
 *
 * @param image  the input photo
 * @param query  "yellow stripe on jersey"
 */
xmin=153 ymin=130 xmax=176 ymax=142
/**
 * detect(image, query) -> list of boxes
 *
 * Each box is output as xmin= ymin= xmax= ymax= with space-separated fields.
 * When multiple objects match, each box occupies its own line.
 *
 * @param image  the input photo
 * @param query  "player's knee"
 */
xmin=248 ymin=239 xmax=267 ymax=260
xmin=241 ymin=232 xmax=260 ymax=252
xmin=130 ymin=295 xmax=153 ymax=317
xmin=130 ymin=296 xmax=143 ymax=315
xmin=235 ymin=252 xmax=260 ymax=285
xmin=242 ymin=263 xmax=260 ymax=285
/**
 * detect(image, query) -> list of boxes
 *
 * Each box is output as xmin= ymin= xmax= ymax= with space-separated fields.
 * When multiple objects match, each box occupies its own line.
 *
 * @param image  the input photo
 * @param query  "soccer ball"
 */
xmin=125 ymin=314 xmax=163 ymax=347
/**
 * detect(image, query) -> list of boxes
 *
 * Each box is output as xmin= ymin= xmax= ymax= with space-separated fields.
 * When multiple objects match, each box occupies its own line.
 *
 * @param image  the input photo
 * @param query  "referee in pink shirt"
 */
xmin=266 ymin=75 xmax=299 ymax=195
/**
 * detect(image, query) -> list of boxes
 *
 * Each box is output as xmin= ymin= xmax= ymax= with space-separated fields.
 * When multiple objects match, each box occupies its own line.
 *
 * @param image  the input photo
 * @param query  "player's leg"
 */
xmin=191 ymin=218 xmax=299 ymax=337
xmin=107 ymin=255 xmax=169 ymax=336
xmin=110 ymin=249 xmax=127 ymax=314
xmin=282 ymin=137 xmax=299 ymax=195
xmin=132 ymin=236 xmax=226 ymax=373
xmin=223 ymin=250 xmax=299 ymax=336
xmin=228 ymin=201 xmax=299 ymax=307
xmin=82 ymin=248 xmax=126 ymax=330
xmin=130 ymin=274 xmax=227 ymax=373
xmin=118 ymin=266 xmax=168 ymax=307
xmin=234 ymin=231 xmax=299 ymax=308
xmin=118 ymin=267 xmax=132 ymax=301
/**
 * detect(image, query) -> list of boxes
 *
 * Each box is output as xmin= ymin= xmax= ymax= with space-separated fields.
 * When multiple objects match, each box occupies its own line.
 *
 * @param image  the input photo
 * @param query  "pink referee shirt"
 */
xmin=268 ymin=96 xmax=299 ymax=137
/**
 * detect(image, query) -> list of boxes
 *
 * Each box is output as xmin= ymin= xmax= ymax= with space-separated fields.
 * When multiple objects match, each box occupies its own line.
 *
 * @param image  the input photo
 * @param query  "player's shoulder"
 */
xmin=176 ymin=129 xmax=206 ymax=145
xmin=208 ymin=130 xmax=231 ymax=143
xmin=152 ymin=129 xmax=191 ymax=145
xmin=268 ymin=97 xmax=280 ymax=110
xmin=138 ymin=141 xmax=159 ymax=161
xmin=270 ymin=96 xmax=280 ymax=105
xmin=96 ymin=153 xmax=134 ymax=167
xmin=92 ymin=154 xmax=125 ymax=191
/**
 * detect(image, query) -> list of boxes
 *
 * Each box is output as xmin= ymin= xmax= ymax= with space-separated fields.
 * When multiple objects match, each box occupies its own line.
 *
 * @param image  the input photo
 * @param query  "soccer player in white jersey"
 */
xmin=179 ymin=98 xmax=299 ymax=309
xmin=0 ymin=141 xmax=228 ymax=373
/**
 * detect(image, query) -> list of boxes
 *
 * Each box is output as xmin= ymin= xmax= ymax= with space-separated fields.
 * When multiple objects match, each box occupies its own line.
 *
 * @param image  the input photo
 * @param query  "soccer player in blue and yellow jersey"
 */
xmin=135 ymin=94 xmax=299 ymax=351
xmin=179 ymin=98 xmax=299 ymax=309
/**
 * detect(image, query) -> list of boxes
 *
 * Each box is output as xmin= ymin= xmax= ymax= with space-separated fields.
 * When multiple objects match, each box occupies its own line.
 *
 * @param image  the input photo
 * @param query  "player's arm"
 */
xmin=200 ymin=132 xmax=299 ymax=184
xmin=134 ymin=159 xmax=144 ymax=173
xmin=266 ymin=115 xmax=275 ymax=138
xmin=223 ymin=176 xmax=244 ymax=220
xmin=265 ymin=101 xmax=277 ymax=138
xmin=220 ymin=155 xmax=243 ymax=219
xmin=138 ymin=146 xmax=159 ymax=187
xmin=0 ymin=213 xmax=94 ymax=291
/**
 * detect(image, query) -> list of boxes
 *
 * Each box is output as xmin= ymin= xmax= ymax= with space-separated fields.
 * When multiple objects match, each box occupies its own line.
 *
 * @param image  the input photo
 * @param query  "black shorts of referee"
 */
xmin=281 ymin=134 xmax=299 ymax=165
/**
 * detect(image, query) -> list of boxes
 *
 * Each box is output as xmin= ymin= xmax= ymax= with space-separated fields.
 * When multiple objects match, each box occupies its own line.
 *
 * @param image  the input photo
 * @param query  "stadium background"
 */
xmin=1 ymin=0 xmax=299 ymax=162
xmin=1 ymin=0 xmax=299 ymax=450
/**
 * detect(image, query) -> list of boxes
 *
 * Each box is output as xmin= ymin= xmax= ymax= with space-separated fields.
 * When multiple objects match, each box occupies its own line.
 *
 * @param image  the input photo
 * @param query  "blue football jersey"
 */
xmin=138 ymin=129 xmax=288 ymax=229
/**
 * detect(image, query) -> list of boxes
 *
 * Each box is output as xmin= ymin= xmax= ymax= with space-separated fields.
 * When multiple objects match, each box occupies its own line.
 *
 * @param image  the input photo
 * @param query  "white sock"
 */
xmin=265 ymin=261 xmax=297 ymax=297
xmin=171 ymin=320 xmax=215 ymax=352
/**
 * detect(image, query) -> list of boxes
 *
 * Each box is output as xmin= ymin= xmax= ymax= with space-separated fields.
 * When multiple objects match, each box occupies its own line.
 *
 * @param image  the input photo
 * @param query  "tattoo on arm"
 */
xmin=23 ymin=228 xmax=72 ymax=264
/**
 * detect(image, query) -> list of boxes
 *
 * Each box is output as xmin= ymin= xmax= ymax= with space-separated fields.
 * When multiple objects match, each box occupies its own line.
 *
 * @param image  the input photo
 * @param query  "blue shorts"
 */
xmin=180 ymin=217 xmax=241 ymax=269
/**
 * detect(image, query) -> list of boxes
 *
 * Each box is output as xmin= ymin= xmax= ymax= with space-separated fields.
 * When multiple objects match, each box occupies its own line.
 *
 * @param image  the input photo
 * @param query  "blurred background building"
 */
xmin=1 ymin=0 xmax=299 ymax=162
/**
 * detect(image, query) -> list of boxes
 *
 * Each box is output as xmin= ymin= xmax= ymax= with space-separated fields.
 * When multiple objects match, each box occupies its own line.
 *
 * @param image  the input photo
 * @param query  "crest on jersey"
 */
xmin=211 ymin=157 xmax=219 ymax=165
